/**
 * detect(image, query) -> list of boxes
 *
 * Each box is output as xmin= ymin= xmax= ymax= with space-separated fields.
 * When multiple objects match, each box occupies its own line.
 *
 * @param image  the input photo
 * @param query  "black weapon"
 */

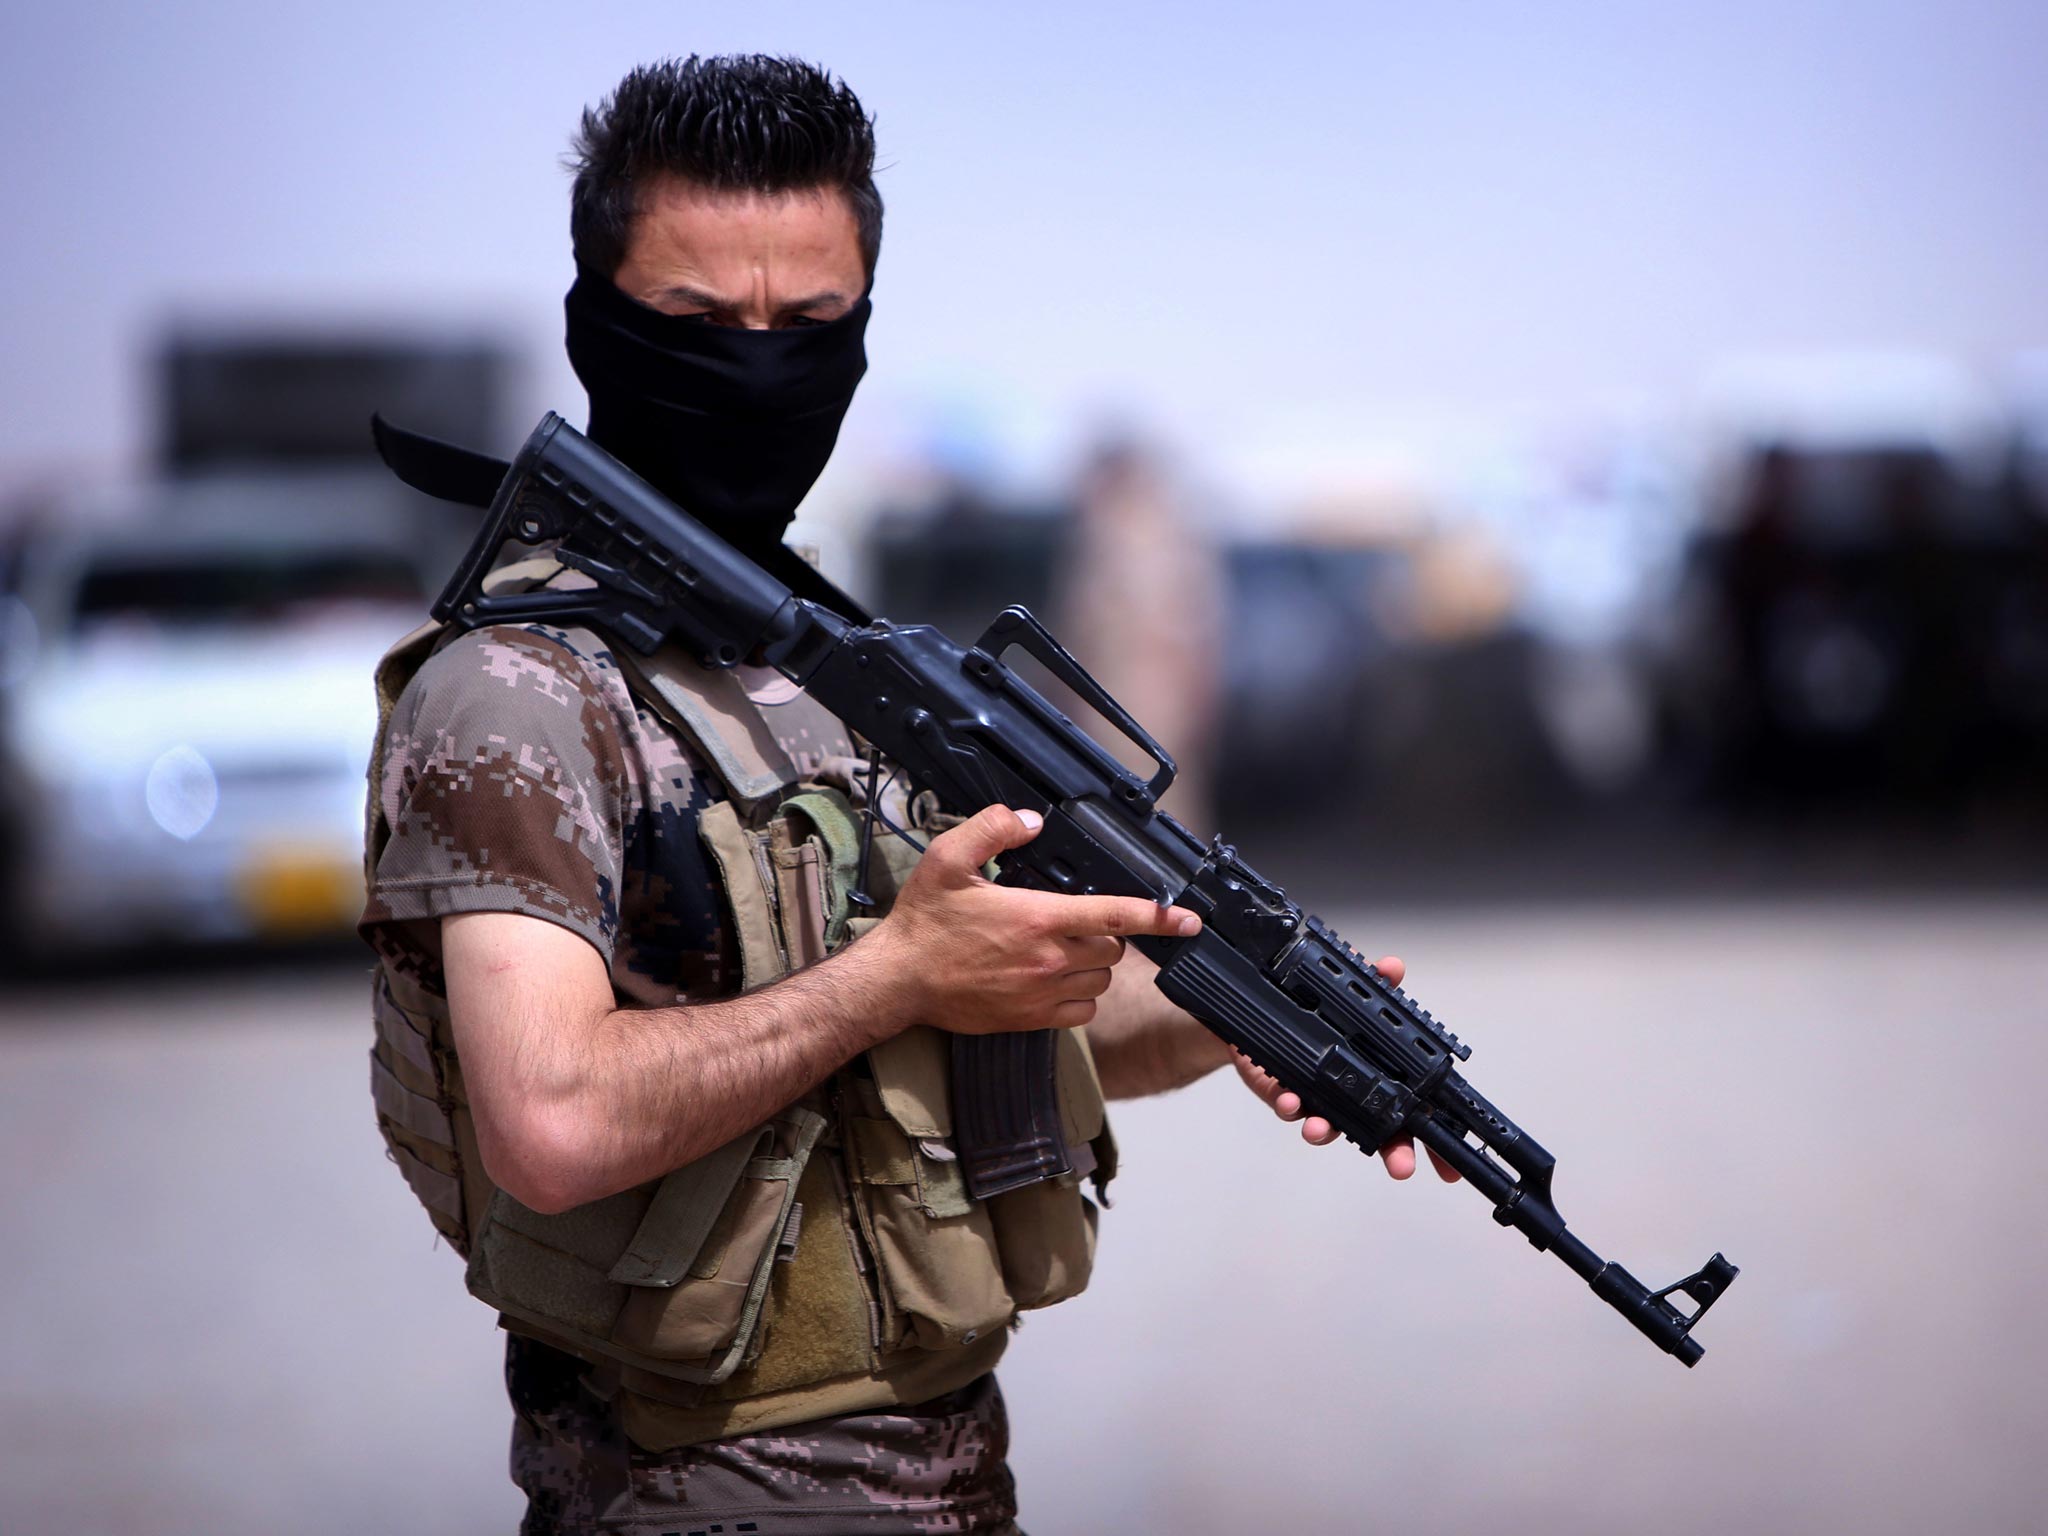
xmin=380 ymin=410 xmax=1739 ymax=1366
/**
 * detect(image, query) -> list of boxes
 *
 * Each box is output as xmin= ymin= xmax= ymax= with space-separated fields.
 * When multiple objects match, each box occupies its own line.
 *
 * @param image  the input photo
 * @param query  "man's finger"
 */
xmin=1381 ymin=1137 xmax=1418 ymax=1179
xmin=927 ymin=805 xmax=1044 ymax=875
xmin=1060 ymin=934 xmax=1126 ymax=970
xmin=1040 ymin=892 xmax=1200 ymax=940
xmin=1374 ymin=954 xmax=1405 ymax=987
xmin=1424 ymin=1145 xmax=1462 ymax=1183
xmin=1302 ymin=1116 xmax=1338 ymax=1145
xmin=1061 ymin=967 xmax=1116 ymax=1002
xmin=1232 ymin=1051 xmax=1282 ymax=1104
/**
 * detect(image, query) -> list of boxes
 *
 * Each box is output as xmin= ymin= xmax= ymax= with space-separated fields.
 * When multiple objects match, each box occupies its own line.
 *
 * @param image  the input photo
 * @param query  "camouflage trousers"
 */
xmin=507 ymin=1337 xmax=1026 ymax=1535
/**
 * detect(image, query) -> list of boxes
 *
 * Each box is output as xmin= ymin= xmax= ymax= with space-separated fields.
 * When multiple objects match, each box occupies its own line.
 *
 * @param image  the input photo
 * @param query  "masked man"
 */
xmin=360 ymin=55 xmax=1451 ymax=1536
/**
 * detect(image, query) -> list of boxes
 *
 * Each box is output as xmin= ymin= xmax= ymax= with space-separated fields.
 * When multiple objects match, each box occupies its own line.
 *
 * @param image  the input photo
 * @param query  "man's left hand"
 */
xmin=1230 ymin=954 xmax=1462 ymax=1182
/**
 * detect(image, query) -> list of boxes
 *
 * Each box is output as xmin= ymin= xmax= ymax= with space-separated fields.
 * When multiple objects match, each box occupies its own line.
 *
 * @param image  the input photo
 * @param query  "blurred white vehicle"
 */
xmin=0 ymin=514 xmax=428 ymax=951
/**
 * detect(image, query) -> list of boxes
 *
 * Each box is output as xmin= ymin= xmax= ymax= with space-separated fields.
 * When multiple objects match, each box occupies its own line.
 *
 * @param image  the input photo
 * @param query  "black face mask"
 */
xmin=564 ymin=263 xmax=871 ymax=557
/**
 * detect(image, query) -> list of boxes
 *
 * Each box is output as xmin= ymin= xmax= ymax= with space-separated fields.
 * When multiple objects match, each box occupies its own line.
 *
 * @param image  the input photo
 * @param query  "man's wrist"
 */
xmin=831 ymin=917 xmax=927 ymax=1046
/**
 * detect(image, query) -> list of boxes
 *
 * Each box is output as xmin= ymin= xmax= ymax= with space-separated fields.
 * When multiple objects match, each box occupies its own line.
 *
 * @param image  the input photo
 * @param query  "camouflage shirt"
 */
xmin=361 ymin=622 xmax=735 ymax=1004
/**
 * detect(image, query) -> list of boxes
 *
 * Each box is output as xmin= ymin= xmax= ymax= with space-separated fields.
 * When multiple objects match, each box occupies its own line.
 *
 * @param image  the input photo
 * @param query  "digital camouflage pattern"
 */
xmin=508 ymin=1337 xmax=1025 ymax=1535
xmin=362 ymin=622 xmax=736 ymax=1006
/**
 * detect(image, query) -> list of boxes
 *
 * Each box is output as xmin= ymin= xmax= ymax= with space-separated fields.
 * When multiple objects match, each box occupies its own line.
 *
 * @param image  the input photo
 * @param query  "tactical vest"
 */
xmin=364 ymin=578 xmax=1116 ymax=1443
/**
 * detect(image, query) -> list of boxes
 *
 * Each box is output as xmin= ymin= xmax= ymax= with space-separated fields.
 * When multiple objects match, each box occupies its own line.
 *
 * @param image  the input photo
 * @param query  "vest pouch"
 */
xmin=769 ymin=827 xmax=831 ymax=971
xmin=465 ymin=1107 xmax=824 ymax=1388
xmin=697 ymin=802 xmax=789 ymax=990
xmin=611 ymin=1108 xmax=825 ymax=1381
xmin=984 ymin=1177 xmax=1099 ymax=1312
xmin=861 ymin=1022 xmax=1114 ymax=1317
xmin=841 ymin=1074 xmax=1015 ymax=1353
xmin=988 ymin=1028 xmax=1114 ymax=1311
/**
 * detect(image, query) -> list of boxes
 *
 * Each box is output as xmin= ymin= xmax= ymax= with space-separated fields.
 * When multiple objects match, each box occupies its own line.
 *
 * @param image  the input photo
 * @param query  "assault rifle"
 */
xmin=375 ymin=410 xmax=1739 ymax=1366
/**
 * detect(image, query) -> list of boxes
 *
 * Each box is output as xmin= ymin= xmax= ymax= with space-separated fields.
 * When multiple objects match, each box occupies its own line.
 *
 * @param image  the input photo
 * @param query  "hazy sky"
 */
xmin=5 ymin=0 xmax=2045 ymax=502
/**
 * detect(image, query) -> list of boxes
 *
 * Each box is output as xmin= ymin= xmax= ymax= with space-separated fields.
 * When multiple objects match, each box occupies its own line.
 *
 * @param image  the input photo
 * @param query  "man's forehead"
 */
xmin=625 ymin=176 xmax=861 ymax=267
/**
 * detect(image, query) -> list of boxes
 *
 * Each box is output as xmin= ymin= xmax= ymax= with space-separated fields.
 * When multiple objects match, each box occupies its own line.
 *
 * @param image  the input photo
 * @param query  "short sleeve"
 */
xmin=362 ymin=626 xmax=634 ymax=969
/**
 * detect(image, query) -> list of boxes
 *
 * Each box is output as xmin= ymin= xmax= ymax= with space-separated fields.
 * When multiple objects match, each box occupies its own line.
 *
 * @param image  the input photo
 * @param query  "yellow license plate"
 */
xmin=236 ymin=849 xmax=363 ymax=936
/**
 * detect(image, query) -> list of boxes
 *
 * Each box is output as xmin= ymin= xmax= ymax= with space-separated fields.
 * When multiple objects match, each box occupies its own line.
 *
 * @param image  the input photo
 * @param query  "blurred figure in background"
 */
xmin=1677 ymin=417 xmax=2048 ymax=818
xmin=1056 ymin=439 xmax=1224 ymax=833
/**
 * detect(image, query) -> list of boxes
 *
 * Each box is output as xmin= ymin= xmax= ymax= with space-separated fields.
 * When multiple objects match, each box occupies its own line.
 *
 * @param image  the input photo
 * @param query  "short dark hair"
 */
xmin=569 ymin=55 xmax=882 ymax=278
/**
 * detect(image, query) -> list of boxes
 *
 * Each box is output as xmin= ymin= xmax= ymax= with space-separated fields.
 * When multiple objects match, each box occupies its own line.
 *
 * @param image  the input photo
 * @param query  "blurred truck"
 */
xmin=0 ymin=331 xmax=510 ymax=960
xmin=0 ymin=495 xmax=430 ymax=953
xmin=1660 ymin=358 xmax=2048 ymax=812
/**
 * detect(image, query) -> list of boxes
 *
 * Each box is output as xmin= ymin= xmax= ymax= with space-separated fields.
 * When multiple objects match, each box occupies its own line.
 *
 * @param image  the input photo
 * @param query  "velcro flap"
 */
xmin=916 ymin=1145 xmax=974 ymax=1220
xmin=697 ymin=801 xmax=787 ymax=992
xmin=849 ymin=1116 xmax=918 ymax=1186
xmin=865 ymin=1025 xmax=952 ymax=1139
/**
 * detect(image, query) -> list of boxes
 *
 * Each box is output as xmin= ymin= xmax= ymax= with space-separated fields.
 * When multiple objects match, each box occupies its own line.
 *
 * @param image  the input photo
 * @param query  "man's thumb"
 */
xmin=938 ymin=805 xmax=1043 ymax=870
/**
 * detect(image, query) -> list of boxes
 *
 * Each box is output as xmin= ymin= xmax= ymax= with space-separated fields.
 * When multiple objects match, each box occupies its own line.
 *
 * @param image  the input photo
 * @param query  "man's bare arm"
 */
xmin=1084 ymin=947 xmax=1233 ymax=1101
xmin=445 ymin=805 xmax=1200 ymax=1214
xmin=444 ymin=911 xmax=906 ymax=1214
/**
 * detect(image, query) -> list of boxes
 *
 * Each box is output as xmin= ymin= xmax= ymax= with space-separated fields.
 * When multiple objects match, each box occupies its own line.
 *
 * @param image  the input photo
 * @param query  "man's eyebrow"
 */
xmin=652 ymin=284 xmax=853 ymax=315
xmin=776 ymin=289 xmax=854 ymax=314
xmin=654 ymin=283 xmax=738 ymax=311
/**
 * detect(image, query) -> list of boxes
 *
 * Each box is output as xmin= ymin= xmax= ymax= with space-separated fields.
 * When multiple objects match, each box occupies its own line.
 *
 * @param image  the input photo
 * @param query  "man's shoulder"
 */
xmin=365 ymin=621 xmax=646 ymax=967
xmin=386 ymin=620 xmax=725 ymax=818
xmin=377 ymin=624 xmax=620 ymax=802
xmin=405 ymin=621 xmax=629 ymax=718
xmin=396 ymin=622 xmax=663 ymax=760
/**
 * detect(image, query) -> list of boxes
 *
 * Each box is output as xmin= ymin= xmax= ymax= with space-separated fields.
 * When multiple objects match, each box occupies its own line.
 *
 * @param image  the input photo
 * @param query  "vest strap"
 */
xmin=780 ymin=789 xmax=865 ymax=949
xmin=387 ymin=1142 xmax=463 ymax=1222
xmin=370 ymin=1053 xmax=454 ymax=1149
xmin=377 ymin=978 xmax=437 ymax=1076
xmin=696 ymin=802 xmax=787 ymax=990
xmin=613 ymin=646 xmax=798 ymax=810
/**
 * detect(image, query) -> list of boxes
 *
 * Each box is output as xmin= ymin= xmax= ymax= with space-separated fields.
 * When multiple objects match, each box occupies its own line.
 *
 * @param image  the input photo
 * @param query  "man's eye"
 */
xmin=784 ymin=314 xmax=828 ymax=329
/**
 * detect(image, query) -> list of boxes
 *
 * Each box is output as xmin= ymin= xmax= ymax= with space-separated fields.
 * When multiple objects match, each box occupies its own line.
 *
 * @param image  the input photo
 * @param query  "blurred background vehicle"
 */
xmin=0 ymin=333 xmax=503 ymax=960
xmin=0 ymin=510 xmax=425 ymax=952
xmin=1653 ymin=357 xmax=2048 ymax=817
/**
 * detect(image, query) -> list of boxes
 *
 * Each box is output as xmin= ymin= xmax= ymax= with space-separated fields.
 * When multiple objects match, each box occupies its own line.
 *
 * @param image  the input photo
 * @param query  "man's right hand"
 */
xmin=867 ymin=805 xmax=1200 ymax=1036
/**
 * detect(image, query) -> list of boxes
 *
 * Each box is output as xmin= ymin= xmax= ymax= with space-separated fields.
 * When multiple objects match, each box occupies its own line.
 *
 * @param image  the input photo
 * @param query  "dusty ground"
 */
xmin=2 ymin=895 xmax=2043 ymax=1535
